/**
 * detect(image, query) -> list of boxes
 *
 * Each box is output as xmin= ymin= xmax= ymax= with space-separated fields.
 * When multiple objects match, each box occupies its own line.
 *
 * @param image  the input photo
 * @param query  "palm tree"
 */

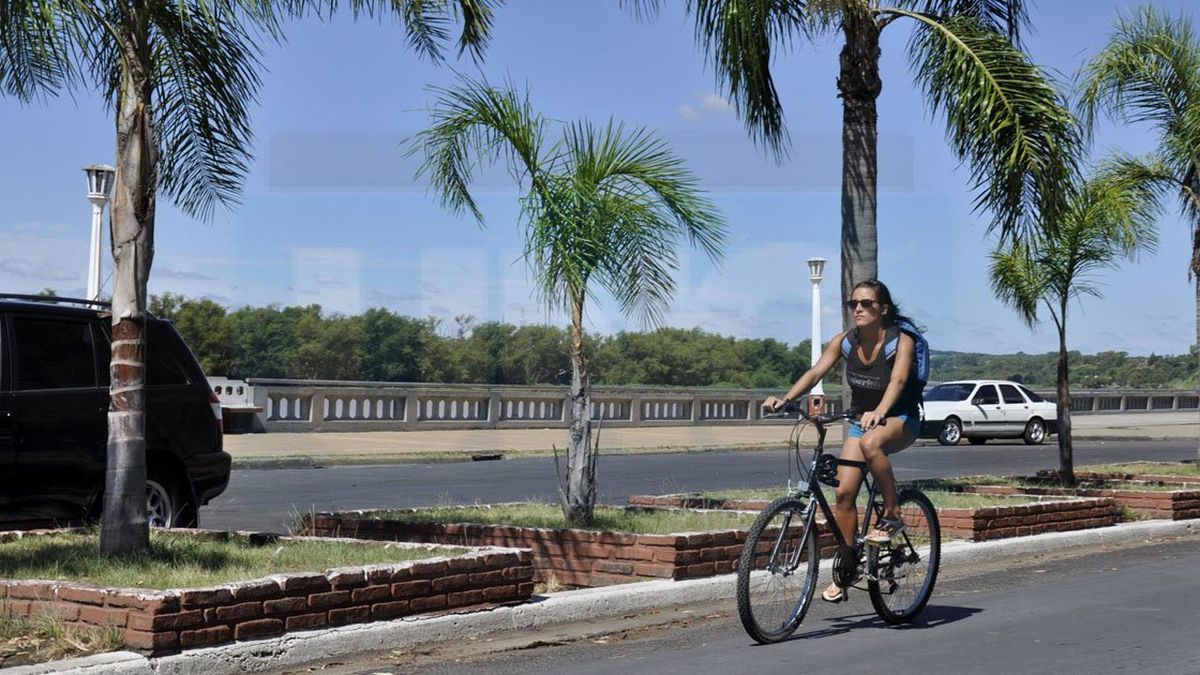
xmin=990 ymin=166 xmax=1160 ymax=484
xmin=1078 ymin=6 xmax=1200 ymax=456
xmin=409 ymin=76 xmax=726 ymax=525
xmin=0 ymin=0 xmax=496 ymax=554
xmin=636 ymin=0 xmax=1078 ymax=339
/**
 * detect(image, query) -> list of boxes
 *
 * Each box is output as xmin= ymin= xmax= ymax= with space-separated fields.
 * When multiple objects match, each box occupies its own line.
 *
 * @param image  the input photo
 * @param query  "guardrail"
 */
xmin=212 ymin=378 xmax=1199 ymax=433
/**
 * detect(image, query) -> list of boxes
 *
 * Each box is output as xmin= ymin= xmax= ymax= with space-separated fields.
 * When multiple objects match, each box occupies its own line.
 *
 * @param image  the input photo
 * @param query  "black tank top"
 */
xmin=845 ymin=326 xmax=922 ymax=417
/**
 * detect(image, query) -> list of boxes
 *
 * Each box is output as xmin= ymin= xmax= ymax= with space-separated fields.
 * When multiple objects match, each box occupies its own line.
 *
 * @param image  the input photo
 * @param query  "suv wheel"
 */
xmin=1023 ymin=418 xmax=1046 ymax=445
xmin=146 ymin=474 xmax=179 ymax=528
xmin=938 ymin=418 xmax=962 ymax=446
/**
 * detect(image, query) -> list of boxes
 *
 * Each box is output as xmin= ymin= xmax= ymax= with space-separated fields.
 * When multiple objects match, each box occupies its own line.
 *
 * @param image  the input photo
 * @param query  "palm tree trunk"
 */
xmin=1056 ymin=312 xmax=1074 ymax=486
xmin=838 ymin=11 xmax=882 ymax=406
xmin=563 ymin=295 xmax=595 ymax=527
xmin=1194 ymin=256 xmax=1199 ymax=461
xmin=101 ymin=30 xmax=156 ymax=555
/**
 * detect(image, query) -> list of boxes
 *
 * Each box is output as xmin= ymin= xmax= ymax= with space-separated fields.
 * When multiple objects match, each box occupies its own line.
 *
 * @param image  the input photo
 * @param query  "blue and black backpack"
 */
xmin=841 ymin=317 xmax=930 ymax=388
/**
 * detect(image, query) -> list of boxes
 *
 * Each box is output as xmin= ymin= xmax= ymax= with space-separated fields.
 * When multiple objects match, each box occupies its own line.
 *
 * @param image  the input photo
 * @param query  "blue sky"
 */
xmin=0 ymin=0 xmax=1193 ymax=356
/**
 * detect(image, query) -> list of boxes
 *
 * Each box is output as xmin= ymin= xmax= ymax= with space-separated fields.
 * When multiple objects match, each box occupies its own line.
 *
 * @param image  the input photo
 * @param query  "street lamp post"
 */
xmin=83 ymin=164 xmax=116 ymax=302
xmin=807 ymin=257 xmax=827 ymax=417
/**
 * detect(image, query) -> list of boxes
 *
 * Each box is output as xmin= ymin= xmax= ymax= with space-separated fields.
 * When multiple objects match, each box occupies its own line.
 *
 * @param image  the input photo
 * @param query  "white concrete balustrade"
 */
xmin=228 ymin=378 xmax=1199 ymax=433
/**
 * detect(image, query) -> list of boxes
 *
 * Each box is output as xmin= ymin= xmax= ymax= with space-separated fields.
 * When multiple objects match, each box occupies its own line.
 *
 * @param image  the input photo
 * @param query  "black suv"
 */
xmin=0 ymin=295 xmax=231 ymax=529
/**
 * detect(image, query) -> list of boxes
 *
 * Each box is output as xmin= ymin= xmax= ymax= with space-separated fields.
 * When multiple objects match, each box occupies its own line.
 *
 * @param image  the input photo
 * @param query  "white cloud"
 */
xmin=677 ymin=104 xmax=700 ymax=122
xmin=699 ymin=92 xmax=734 ymax=114
xmin=419 ymin=247 xmax=488 ymax=327
xmin=292 ymin=247 xmax=362 ymax=314
xmin=0 ymin=231 xmax=88 ymax=294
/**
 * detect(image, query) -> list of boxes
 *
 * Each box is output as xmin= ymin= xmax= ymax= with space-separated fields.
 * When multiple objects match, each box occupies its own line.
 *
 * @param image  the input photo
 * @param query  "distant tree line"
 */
xmin=151 ymin=294 xmax=1194 ymax=389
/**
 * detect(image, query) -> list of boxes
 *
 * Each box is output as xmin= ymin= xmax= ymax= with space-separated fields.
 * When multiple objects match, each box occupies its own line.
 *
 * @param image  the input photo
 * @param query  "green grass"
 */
xmin=1079 ymin=462 xmax=1200 ymax=478
xmin=0 ymin=531 xmax=463 ymax=590
xmin=0 ymin=612 xmax=124 ymax=667
xmin=371 ymin=503 xmax=759 ymax=534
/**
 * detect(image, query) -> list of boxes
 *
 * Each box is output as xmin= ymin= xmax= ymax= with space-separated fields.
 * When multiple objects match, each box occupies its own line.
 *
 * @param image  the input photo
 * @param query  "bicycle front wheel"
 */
xmin=736 ymin=496 xmax=819 ymax=644
xmin=868 ymin=488 xmax=941 ymax=625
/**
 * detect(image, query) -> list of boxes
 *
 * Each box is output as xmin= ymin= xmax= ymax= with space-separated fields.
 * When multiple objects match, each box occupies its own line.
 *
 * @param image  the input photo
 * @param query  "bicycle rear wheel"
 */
xmin=867 ymin=488 xmax=940 ymax=625
xmin=736 ymin=496 xmax=819 ymax=644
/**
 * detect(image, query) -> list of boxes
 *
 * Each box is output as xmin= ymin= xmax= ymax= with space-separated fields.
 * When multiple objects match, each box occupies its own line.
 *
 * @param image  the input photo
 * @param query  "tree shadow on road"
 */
xmin=784 ymin=604 xmax=982 ymax=642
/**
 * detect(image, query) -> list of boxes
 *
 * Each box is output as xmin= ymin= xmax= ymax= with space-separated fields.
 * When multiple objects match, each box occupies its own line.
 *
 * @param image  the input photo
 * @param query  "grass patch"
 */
xmin=370 ymin=503 xmax=758 ymax=534
xmin=1079 ymin=462 xmax=1200 ymax=478
xmin=0 ymin=612 xmax=123 ymax=668
xmin=682 ymin=487 xmax=1040 ymax=510
xmin=0 ymin=531 xmax=463 ymax=590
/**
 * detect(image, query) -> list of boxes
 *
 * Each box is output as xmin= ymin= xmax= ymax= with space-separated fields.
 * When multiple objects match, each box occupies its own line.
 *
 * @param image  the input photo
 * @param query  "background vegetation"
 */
xmin=151 ymin=294 xmax=1195 ymax=389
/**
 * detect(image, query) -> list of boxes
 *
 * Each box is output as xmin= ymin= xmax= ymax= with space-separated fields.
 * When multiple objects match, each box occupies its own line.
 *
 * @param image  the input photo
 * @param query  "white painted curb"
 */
xmin=10 ymin=519 xmax=1199 ymax=674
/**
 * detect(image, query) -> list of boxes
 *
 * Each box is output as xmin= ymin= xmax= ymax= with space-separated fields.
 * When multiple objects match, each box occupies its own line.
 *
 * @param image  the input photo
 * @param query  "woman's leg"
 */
xmin=858 ymin=418 xmax=916 ymax=526
xmin=825 ymin=434 xmax=867 ymax=597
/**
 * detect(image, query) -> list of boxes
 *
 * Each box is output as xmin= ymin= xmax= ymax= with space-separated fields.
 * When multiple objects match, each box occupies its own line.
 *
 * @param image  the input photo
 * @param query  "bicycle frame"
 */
xmin=791 ymin=420 xmax=883 ymax=553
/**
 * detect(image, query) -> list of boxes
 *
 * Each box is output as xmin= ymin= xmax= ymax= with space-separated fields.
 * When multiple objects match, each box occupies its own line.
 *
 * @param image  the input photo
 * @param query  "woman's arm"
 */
xmin=763 ymin=331 xmax=847 ymax=411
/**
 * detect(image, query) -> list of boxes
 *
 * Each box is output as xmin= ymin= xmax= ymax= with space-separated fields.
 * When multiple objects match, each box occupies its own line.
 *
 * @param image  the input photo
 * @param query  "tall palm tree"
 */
xmin=410 ymin=76 xmax=726 ymax=526
xmin=636 ymin=0 xmax=1078 ymax=345
xmin=990 ymin=166 xmax=1160 ymax=484
xmin=0 ymin=0 xmax=496 ymax=554
xmin=1078 ymin=6 xmax=1200 ymax=456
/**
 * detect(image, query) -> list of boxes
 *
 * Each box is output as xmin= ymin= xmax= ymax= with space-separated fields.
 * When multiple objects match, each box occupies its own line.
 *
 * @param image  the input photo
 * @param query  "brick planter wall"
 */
xmin=970 ymin=483 xmax=1200 ymax=520
xmin=0 ymin=531 xmax=533 ymax=656
xmin=628 ymin=493 xmax=1118 ymax=541
xmin=1040 ymin=469 xmax=1200 ymax=484
xmin=302 ymin=510 xmax=838 ymax=588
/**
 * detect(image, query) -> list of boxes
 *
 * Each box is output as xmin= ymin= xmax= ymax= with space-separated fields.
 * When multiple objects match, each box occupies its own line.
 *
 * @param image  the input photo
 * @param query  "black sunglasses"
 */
xmin=845 ymin=299 xmax=879 ymax=310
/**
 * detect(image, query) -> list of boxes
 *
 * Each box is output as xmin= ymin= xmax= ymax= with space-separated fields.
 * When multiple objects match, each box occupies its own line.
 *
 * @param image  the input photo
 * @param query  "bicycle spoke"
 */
xmin=736 ymin=497 xmax=819 ymax=644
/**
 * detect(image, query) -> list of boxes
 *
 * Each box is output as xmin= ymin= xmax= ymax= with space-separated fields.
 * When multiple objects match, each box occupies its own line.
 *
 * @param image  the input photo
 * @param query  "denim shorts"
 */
xmin=847 ymin=414 xmax=921 ymax=439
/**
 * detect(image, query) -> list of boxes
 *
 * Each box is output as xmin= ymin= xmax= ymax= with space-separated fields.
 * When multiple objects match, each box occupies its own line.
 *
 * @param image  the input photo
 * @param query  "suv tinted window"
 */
xmin=999 ymin=384 xmax=1024 ymax=404
xmin=147 ymin=322 xmax=190 ymax=386
xmin=13 ymin=318 xmax=97 ymax=390
xmin=1018 ymin=385 xmax=1045 ymax=403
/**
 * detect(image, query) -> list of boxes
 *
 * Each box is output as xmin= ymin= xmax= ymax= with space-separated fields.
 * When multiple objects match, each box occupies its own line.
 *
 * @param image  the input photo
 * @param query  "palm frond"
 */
xmin=1077 ymin=6 xmax=1200 ymax=137
xmin=406 ymin=73 xmax=548 ymax=223
xmin=897 ymin=10 xmax=1079 ymax=242
xmin=0 ymin=0 xmax=80 ymax=100
xmin=292 ymin=0 xmax=498 ymax=62
xmin=686 ymin=0 xmax=812 ymax=157
xmin=151 ymin=2 xmax=273 ymax=221
xmin=988 ymin=241 xmax=1041 ymax=327
xmin=888 ymin=0 xmax=1028 ymax=43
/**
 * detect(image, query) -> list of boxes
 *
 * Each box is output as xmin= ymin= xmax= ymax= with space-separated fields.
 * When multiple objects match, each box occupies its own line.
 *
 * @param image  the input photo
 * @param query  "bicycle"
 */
xmin=735 ymin=399 xmax=941 ymax=644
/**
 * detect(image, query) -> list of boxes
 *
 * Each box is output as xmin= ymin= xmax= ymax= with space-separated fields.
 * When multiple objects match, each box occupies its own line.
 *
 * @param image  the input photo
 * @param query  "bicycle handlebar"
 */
xmin=760 ymin=399 xmax=855 ymax=426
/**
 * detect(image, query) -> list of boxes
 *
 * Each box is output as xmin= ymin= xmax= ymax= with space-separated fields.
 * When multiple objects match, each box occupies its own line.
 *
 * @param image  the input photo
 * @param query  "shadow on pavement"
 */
xmin=783 ymin=604 xmax=982 ymax=643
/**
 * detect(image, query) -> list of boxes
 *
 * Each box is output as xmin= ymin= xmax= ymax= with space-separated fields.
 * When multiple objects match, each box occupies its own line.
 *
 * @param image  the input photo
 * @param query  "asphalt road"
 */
xmin=311 ymin=536 xmax=1200 ymax=675
xmin=202 ymin=439 xmax=1198 ymax=532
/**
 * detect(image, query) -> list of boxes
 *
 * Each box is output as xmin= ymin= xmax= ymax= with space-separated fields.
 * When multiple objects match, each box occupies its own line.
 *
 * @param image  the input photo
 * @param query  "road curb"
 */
xmin=12 ymin=518 xmax=1200 ymax=675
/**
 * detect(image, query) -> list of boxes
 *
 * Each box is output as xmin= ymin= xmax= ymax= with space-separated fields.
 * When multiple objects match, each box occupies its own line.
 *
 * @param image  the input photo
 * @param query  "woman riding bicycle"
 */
xmin=762 ymin=279 xmax=922 ymax=603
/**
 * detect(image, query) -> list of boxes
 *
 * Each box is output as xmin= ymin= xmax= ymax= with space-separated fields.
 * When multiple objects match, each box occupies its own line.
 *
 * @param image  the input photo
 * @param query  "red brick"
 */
xmin=593 ymin=560 xmax=634 ymax=575
xmin=274 ymin=574 xmax=331 ymax=594
xmin=4 ymin=599 xmax=32 ymax=616
xmin=447 ymin=556 xmax=486 ymax=572
xmin=79 ymin=605 xmax=128 ymax=627
xmin=263 ymin=597 xmax=308 ymax=615
xmin=56 ymin=586 xmax=107 ymax=606
xmin=328 ymin=606 xmax=371 ymax=626
xmin=328 ymin=570 xmax=366 ymax=590
xmin=467 ymin=570 xmax=506 ymax=586
xmin=234 ymin=618 xmax=284 ymax=641
xmin=104 ymin=593 xmax=178 ymax=612
xmin=409 ymin=595 xmax=448 ymax=612
xmin=179 ymin=625 xmax=232 ymax=648
xmin=714 ymin=560 xmax=734 ymax=574
xmin=371 ymin=600 xmax=410 ymax=620
xmin=180 ymin=588 xmax=234 ymax=609
xmin=215 ymin=602 xmax=263 ymax=623
xmin=308 ymin=591 xmax=351 ymax=610
xmin=351 ymin=585 xmax=392 ymax=604
xmin=231 ymin=580 xmax=281 ymax=602
xmin=285 ymin=612 xmax=328 ymax=631
xmin=502 ymin=566 xmax=535 ymax=582
xmin=127 ymin=610 xmax=204 ymax=632
xmin=407 ymin=560 xmax=450 ymax=579
xmin=517 ymin=582 xmax=536 ymax=597
xmin=447 ymin=589 xmax=485 ymax=607
xmin=432 ymin=574 xmax=472 ymax=593
xmin=122 ymin=628 xmax=179 ymax=652
xmin=685 ymin=562 xmax=716 ymax=578
xmin=392 ymin=580 xmax=433 ymax=599
xmin=481 ymin=585 xmax=517 ymax=602
xmin=632 ymin=562 xmax=675 ymax=578
xmin=7 ymin=582 xmax=53 ymax=601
